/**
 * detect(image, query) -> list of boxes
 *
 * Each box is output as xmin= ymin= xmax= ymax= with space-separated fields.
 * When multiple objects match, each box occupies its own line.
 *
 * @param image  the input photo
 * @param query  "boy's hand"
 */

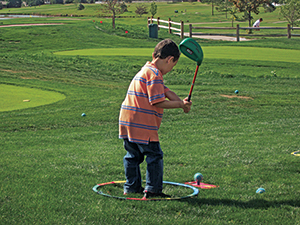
xmin=182 ymin=97 xmax=192 ymax=113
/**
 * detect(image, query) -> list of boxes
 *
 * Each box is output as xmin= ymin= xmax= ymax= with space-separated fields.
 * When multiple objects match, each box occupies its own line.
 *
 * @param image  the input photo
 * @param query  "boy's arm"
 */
xmin=154 ymin=90 xmax=192 ymax=113
xmin=165 ymin=90 xmax=182 ymax=101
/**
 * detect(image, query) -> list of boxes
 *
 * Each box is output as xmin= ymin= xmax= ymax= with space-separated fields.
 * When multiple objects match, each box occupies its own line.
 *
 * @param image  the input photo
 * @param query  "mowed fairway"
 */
xmin=0 ymin=84 xmax=66 ymax=112
xmin=55 ymin=47 xmax=300 ymax=63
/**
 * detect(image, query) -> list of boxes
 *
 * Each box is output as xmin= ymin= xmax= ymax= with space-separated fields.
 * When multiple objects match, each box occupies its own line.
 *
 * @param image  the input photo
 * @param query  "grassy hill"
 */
xmin=0 ymin=4 xmax=300 ymax=224
xmin=0 ymin=2 xmax=291 ymax=25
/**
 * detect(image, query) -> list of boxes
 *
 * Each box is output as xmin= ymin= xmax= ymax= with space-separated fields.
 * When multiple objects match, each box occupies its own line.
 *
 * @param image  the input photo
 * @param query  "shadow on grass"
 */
xmin=182 ymin=198 xmax=300 ymax=209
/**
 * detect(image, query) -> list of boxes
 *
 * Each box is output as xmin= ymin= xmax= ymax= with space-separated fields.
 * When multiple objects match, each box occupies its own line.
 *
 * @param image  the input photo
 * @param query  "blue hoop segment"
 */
xmin=92 ymin=180 xmax=199 ymax=201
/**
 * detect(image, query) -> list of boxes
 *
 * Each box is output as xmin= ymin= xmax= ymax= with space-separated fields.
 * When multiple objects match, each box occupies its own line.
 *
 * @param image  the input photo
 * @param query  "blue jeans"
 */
xmin=123 ymin=139 xmax=164 ymax=193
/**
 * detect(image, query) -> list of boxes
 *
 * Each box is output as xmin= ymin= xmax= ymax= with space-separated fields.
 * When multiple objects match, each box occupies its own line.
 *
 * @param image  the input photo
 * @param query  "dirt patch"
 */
xmin=50 ymin=18 xmax=82 ymax=20
xmin=1 ymin=69 xmax=24 ymax=73
xmin=176 ymin=32 xmax=250 ymax=42
xmin=20 ymin=76 xmax=38 ymax=79
xmin=220 ymin=94 xmax=253 ymax=100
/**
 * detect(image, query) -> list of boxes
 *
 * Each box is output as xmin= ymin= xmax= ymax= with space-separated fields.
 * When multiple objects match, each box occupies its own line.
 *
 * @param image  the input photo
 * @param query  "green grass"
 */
xmin=54 ymin=46 xmax=300 ymax=63
xmin=0 ymin=84 xmax=66 ymax=112
xmin=1 ymin=6 xmax=300 ymax=224
xmin=1 ymin=2 xmax=299 ymax=40
xmin=0 ymin=2 xmax=287 ymax=24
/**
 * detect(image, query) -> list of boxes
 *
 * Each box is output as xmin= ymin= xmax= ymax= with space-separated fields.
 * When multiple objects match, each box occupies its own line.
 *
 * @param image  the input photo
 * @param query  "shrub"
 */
xmin=78 ymin=3 xmax=84 ymax=10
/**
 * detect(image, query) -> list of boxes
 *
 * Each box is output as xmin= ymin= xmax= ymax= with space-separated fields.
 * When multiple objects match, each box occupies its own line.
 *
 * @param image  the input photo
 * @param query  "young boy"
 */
xmin=119 ymin=39 xmax=192 ymax=198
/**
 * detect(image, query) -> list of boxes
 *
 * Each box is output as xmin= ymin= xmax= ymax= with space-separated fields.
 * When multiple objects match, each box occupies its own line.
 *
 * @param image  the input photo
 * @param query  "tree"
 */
xmin=229 ymin=0 xmax=273 ymax=27
xmin=120 ymin=2 xmax=128 ymax=13
xmin=50 ymin=0 xmax=63 ymax=4
xmin=7 ymin=0 xmax=22 ymax=8
xmin=229 ymin=7 xmax=239 ymax=27
xmin=216 ymin=0 xmax=234 ymax=18
xmin=150 ymin=2 xmax=157 ymax=17
xmin=280 ymin=0 xmax=300 ymax=27
xmin=135 ymin=4 xmax=148 ymax=17
xmin=25 ymin=0 xmax=44 ymax=6
xmin=264 ymin=1 xmax=276 ymax=13
xmin=202 ymin=0 xmax=223 ymax=16
xmin=78 ymin=3 xmax=84 ymax=10
xmin=101 ymin=0 xmax=127 ymax=29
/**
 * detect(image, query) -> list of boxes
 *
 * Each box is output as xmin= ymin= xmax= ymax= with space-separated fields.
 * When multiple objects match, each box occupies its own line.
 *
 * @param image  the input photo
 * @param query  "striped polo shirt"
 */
xmin=119 ymin=62 xmax=170 ymax=144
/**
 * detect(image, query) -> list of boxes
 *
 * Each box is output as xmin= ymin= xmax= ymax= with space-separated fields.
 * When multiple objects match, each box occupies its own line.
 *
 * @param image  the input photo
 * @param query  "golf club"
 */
xmin=179 ymin=38 xmax=204 ymax=102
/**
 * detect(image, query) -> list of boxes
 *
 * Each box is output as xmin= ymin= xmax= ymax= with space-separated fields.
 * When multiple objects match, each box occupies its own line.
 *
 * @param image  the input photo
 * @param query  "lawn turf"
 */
xmin=54 ymin=46 xmax=300 ymax=63
xmin=0 ymin=84 xmax=65 ymax=112
xmin=0 ymin=12 xmax=300 ymax=225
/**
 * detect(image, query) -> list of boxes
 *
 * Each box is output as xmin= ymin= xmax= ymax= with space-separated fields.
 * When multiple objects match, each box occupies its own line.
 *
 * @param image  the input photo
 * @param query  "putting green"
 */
xmin=0 ymin=84 xmax=66 ymax=112
xmin=54 ymin=47 xmax=300 ymax=63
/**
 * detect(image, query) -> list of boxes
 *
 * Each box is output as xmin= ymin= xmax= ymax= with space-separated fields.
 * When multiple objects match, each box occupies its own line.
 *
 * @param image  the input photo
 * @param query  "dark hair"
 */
xmin=153 ymin=39 xmax=180 ymax=62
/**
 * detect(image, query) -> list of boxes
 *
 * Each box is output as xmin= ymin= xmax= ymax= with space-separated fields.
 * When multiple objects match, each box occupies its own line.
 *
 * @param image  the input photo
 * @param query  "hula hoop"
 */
xmin=92 ymin=180 xmax=199 ymax=201
xmin=291 ymin=151 xmax=300 ymax=156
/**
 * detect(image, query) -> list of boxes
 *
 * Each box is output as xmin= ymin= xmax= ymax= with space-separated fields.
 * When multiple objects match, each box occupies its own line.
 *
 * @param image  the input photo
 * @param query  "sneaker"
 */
xmin=124 ymin=187 xmax=144 ymax=195
xmin=143 ymin=191 xmax=171 ymax=199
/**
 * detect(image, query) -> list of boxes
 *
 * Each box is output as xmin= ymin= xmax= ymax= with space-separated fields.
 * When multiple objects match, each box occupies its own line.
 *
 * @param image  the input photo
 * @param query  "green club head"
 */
xmin=179 ymin=38 xmax=204 ymax=66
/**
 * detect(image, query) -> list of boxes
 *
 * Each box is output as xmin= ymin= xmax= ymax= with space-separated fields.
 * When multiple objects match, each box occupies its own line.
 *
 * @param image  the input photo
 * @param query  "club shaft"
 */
xmin=187 ymin=65 xmax=199 ymax=102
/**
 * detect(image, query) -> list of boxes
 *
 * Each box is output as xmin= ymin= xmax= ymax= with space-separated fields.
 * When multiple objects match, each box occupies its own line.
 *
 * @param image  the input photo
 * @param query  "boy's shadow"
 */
xmin=183 ymin=197 xmax=300 ymax=209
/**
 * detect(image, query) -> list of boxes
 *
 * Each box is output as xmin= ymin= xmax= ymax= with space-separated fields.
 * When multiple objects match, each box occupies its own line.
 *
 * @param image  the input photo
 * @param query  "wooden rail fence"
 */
xmin=147 ymin=17 xmax=300 ymax=42
xmin=190 ymin=24 xmax=300 ymax=41
xmin=147 ymin=17 xmax=184 ymax=39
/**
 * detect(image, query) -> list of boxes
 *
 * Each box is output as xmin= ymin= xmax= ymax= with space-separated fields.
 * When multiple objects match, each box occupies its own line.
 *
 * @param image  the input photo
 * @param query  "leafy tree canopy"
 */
xmin=229 ymin=0 xmax=274 ymax=26
xmin=280 ymin=0 xmax=300 ymax=27
xmin=150 ymin=2 xmax=157 ymax=17
xmin=7 ymin=0 xmax=22 ymax=8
